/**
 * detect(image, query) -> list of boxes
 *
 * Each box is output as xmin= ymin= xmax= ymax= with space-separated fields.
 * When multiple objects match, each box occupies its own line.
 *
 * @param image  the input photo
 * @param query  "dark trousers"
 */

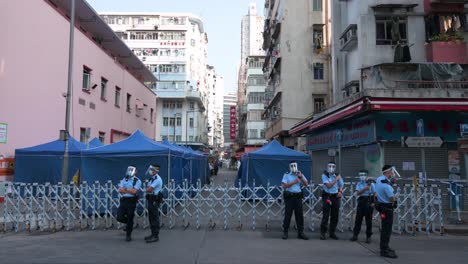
xmin=379 ymin=204 xmax=394 ymax=251
xmin=320 ymin=193 xmax=340 ymax=234
xmin=147 ymin=199 xmax=160 ymax=236
xmin=353 ymin=196 xmax=374 ymax=238
xmin=120 ymin=197 xmax=137 ymax=235
xmin=282 ymin=193 xmax=304 ymax=233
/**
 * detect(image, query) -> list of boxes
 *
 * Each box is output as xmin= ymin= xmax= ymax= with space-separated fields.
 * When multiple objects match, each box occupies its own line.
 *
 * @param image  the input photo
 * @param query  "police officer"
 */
xmin=145 ymin=164 xmax=163 ymax=243
xmin=281 ymin=161 xmax=308 ymax=240
xmin=320 ymin=161 xmax=344 ymax=240
xmin=350 ymin=170 xmax=375 ymax=243
xmin=118 ymin=166 xmax=142 ymax=242
xmin=375 ymin=165 xmax=398 ymax=259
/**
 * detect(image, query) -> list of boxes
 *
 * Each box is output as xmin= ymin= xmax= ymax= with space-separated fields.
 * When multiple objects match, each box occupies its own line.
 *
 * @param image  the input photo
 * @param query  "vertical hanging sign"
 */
xmin=230 ymin=106 xmax=236 ymax=140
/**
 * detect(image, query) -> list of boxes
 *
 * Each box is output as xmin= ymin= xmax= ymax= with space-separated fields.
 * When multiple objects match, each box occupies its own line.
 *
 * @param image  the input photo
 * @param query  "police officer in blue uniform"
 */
xmin=117 ymin=166 xmax=142 ymax=242
xmin=375 ymin=165 xmax=398 ymax=259
xmin=281 ymin=161 xmax=309 ymax=240
xmin=145 ymin=164 xmax=163 ymax=243
xmin=320 ymin=161 xmax=344 ymax=240
xmin=350 ymin=170 xmax=376 ymax=243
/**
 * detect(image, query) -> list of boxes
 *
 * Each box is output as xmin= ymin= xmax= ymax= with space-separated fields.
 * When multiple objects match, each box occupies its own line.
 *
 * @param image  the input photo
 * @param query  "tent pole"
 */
xmin=168 ymin=153 xmax=171 ymax=184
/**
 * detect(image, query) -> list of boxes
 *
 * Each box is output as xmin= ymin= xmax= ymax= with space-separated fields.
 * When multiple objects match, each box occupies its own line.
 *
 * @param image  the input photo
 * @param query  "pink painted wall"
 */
xmin=426 ymin=42 xmax=468 ymax=64
xmin=0 ymin=0 xmax=157 ymax=156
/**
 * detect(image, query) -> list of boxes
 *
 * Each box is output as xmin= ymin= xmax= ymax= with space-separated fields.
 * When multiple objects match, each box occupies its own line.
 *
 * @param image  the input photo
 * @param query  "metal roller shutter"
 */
xmin=340 ymin=147 xmax=365 ymax=179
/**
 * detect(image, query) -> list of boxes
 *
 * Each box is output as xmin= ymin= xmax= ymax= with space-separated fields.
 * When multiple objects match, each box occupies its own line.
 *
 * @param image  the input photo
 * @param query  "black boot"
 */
xmin=365 ymin=236 xmax=371 ymax=244
xmin=380 ymin=250 xmax=398 ymax=259
xmin=125 ymin=233 xmax=132 ymax=242
xmin=297 ymin=232 xmax=309 ymax=240
xmin=144 ymin=234 xmax=154 ymax=240
xmin=146 ymin=235 xmax=159 ymax=243
xmin=329 ymin=233 xmax=339 ymax=240
xmin=350 ymin=235 xmax=358 ymax=242
xmin=320 ymin=233 xmax=326 ymax=240
xmin=282 ymin=232 xmax=288 ymax=240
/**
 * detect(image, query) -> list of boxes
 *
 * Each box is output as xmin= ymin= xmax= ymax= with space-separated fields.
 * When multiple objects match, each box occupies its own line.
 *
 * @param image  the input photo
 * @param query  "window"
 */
xmin=248 ymin=129 xmax=258 ymax=139
xmin=313 ymin=28 xmax=323 ymax=49
xmin=189 ymin=118 xmax=194 ymax=127
xmin=190 ymin=102 xmax=195 ymax=110
xmin=169 ymin=135 xmax=174 ymax=142
xmin=375 ymin=16 xmax=407 ymax=45
xmin=169 ymin=118 xmax=175 ymax=126
xmin=163 ymin=101 xmax=169 ymax=108
xmin=126 ymin=93 xmax=132 ymax=112
xmin=247 ymin=92 xmax=265 ymax=104
xmin=176 ymin=102 xmax=183 ymax=108
xmin=82 ymin=66 xmax=91 ymax=89
xmin=260 ymin=129 xmax=265 ymax=139
xmin=314 ymin=97 xmax=325 ymax=113
xmin=176 ymin=117 xmax=182 ymax=126
xmin=100 ymin=78 xmax=107 ymax=100
xmin=80 ymin=128 xmax=87 ymax=143
xmin=163 ymin=117 xmax=169 ymax=126
xmin=189 ymin=136 xmax=194 ymax=141
xmin=191 ymin=39 xmax=196 ymax=47
xmin=176 ymin=135 xmax=182 ymax=142
xmin=99 ymin=132 xmax=105 ymax=143
xmin=247 ymin=75 xmax=266 ymax=86
xmin=115 ymin=86 xmax=121 ymax=107
xmin=248 ymin=110 xmax=263 ymax=121
xmin=313 ymin=0 xmax=322 ymax=11
xmin=162 ymin=136 xmax=168 ymax=141
xmin=150 ymin=108 xmax=154 ymax=123
xmin=313 ymin=63 xmax=324 ymax=80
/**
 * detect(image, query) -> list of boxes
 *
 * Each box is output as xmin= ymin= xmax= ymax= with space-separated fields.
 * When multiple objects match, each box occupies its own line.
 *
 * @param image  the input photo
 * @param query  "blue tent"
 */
xmin=88 ymin=137 xmax=104 ymax=148
xmin=237 ymin=140 xmax=312 ymax=188
xmin=81 ymin=130 xmax=184 ymax=185
xmin=15 ymin=137 xmax=87 ymax=183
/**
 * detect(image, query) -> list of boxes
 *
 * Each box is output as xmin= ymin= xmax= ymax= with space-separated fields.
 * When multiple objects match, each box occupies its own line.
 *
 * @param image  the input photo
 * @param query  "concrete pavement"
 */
xmin=1 ymin=228 xmax=468 ymax=264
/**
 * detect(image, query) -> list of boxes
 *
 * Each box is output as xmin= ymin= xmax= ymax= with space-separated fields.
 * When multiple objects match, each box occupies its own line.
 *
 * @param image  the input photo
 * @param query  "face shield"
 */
xmin=289 ymin=163 xmax=298 ymax=173
xmin=145 ymin=165 xmax=159 ymax=176
xmin=327 ymin=163 xmax=336 ymax=174
xmin=126 ymin=166 xmax=136 ymax=178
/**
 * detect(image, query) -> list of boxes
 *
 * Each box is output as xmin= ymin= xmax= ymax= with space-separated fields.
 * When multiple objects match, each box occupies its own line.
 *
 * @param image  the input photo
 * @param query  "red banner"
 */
xmin=230 ymin=106 xmax=236 ymax=140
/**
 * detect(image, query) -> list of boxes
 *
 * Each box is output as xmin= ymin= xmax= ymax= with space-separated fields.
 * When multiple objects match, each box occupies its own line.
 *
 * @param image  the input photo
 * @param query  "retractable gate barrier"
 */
xmin=1 ymin=179 xmax=456 ymax=236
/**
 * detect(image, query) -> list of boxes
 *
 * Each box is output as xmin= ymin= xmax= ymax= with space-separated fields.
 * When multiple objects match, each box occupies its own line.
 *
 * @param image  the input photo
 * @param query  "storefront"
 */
xmin=290 ymin=98 xmax=468 ymax=184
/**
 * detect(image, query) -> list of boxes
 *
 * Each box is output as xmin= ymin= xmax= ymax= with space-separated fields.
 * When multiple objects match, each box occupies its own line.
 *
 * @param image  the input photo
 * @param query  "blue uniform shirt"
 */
xmin=148 ymin=174 xmax=163 ymax=195
xmin=119 ymin=176 xmax=142 ymax=197
xmin=282 ymin=172 xmax=306 ymax=193
xmin=375 ymin=175 xmax=394 ymax=203
xmin=356 ymin=182 xmax=375 ymax=197
xmin=322 ymin=173 xmax=344 ymax=194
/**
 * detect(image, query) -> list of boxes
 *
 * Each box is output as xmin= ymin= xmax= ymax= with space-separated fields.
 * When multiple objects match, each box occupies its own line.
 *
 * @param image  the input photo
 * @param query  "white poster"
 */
xmin=0 ymin=123 xmax=7 ymax=144
xmin=402 ymin=161 xmax=415 ymax=171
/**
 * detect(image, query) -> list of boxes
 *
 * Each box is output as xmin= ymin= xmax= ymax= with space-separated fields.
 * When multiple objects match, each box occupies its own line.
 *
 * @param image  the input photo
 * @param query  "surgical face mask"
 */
xmin=126 ymin=166 xmax=136 ymax=178
xmin=358 ymin=172 xmax=367 ymax=182
xmin=327 ymin=164 xmax=336 ymax=174
xmin=289 ymin=163 xmax=298 ymax=173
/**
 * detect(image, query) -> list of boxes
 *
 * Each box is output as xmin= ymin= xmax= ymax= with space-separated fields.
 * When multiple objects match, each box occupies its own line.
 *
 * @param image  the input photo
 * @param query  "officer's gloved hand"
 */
xmin=392 ymin=201 xmax=398 ymax=209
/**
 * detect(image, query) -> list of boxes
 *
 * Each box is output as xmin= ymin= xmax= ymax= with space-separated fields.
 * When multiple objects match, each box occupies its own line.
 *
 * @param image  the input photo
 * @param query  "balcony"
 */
xmin=340 ymin=24 xmax=358 ymax=51
xmin=425 ymin=41 xmax=468 ymax=64
xmin=424 ymin=0 xmax=466 ymax=13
